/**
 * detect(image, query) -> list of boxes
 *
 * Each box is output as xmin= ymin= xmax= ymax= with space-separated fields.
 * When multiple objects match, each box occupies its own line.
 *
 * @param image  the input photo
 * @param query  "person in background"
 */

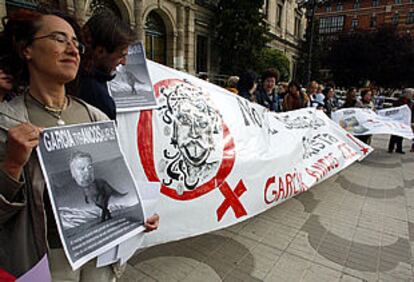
xmin=308 ymin=80 xmax=322 ymax=108
xmin=277 ymin=82 xmax=288 ymax=111
xmin=0 ymin=34 xmax=15 ymax=102
xmin=341 ymin=87 xmax=360 ymax=108
xmin=282 ymin=81 xmax=310 ymax=112
xmin=79 ymin=9 xmax=136 ymax=120
xmin=0 ymin=68 xmax=14 ymax=102
xmin=323 ymin=86 xmax=336 ymax=118
xmin=307 ymin=81 xmax=318 ymax=101
xmin=388 ymin=89 xmax=413 ymax=154
xmin=0 ymin=9 xmax=158 ymax=282
xmin=256 ymin=68 xmax=281 ymax=112
xmin=372 ymin=87 xmax=384 ymax=110
xmin=355 ymin=88 xmax=374 ymax=144
xmin=359 ymin=88 xmax=375 ymax=110
xmin=225 ymin=75 xmax=239 ymax=94
xmin=237 ymin=70 xmax=258 ymax=103
xmin=314 ymin=84 xmax=326 ymax=109
xmin=199 ymin=73 xmax=209 ymax=81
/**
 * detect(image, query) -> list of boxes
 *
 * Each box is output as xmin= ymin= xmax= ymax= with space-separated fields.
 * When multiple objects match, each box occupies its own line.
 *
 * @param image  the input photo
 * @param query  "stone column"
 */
xmin=175 ymin=3 xmax=185 ymax=70
xmin=185 ymin=6 xmax=195 ymax=74
xmin=64 ymin=0 xmax=76 ymax=17
xmin=74 ymin=0 xmax=86 ymax=24
xmin=134 ymin=0 xmax=145 ymax=42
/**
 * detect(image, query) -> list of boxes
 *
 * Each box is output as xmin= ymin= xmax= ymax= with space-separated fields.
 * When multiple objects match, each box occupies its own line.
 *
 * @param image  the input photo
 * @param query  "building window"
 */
xmin=337 ymin=3 xmax=343 ymax=11
xmin=370 ymin=15 xmax=377 ymax=27
xmin=407 ymin=11 xmax=414 ymax=24
xmin=392 ymin=12 xmax=400 ymax=25
xmin=326 ymin=4 xmax=332 ymax=12
xmin=395 ymin=0 xmax=401 ymax=4
xmin=276 ymin=4 xmax=283 ymax=28
xmin=351 ymin=17 xmax=358 ymax=29
xmin=354 ymin=0 xmax=360 ymax=9
xmin=196 ymin=35 xmax=208 ymax=73
xmin=372 ymin=0 xmax=380 ymax=7
xmin=319 ymin=16 xmax=345 ymax=34
xmin=294 ymin=17 xmax=301 ymax=37
xmin=145 ymin=11 xmax=167 ymax=65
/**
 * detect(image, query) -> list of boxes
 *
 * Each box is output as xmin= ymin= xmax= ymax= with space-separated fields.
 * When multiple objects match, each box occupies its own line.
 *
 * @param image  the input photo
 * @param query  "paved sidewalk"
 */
xmin=120 ymin=135 xmax=414 ymax=282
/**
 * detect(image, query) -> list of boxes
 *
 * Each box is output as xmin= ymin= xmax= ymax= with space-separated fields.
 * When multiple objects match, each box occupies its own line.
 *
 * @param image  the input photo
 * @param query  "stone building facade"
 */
xmin=263 ymin=0 xmax=306 ymax=79
xmin=1 ymin=0 xmax=305 ymax=79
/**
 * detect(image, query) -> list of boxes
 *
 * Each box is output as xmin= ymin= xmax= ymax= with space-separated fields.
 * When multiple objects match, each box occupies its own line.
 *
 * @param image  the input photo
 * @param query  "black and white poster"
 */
xmin=109 ymin=42 xmax=157 ymax=111
xmin=37 ymin=121 xmax=145 ymax=270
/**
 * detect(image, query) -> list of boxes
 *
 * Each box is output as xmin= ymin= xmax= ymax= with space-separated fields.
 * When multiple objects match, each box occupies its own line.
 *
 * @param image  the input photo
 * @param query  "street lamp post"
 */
xmin=297 ymin=0 xmax=327 ymax=86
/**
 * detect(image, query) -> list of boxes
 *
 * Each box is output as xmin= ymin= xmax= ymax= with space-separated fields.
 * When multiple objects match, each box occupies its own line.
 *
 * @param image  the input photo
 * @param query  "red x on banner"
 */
xmin=216 ymin=180 xmax=248 ymax=221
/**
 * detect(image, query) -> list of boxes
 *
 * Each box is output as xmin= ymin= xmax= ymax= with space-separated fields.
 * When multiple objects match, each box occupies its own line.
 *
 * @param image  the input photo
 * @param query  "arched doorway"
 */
xmin=145 ymin=11 xmax=167 ymax=65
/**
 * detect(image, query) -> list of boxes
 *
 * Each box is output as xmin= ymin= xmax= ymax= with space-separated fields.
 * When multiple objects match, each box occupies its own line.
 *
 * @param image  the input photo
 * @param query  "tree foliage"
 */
xmin=257 ymin=48 xmax=291 ymax=81
xmin=214 ymin=0 xmax=270 ymax=75
xmin=327 ymin=27 xmax=414 ymax=88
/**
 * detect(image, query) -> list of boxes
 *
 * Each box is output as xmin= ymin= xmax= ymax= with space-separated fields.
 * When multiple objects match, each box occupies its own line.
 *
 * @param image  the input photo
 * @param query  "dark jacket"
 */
xmin=239 ymin=90 xmax=256 ymax=103
xmin=78 ymin=68 xmax=117 ymax=120
xmin=282 ymin=92 xmax=310 ymax=112
xmin=256 ymin=87 xmax=281 ymax=112
xmin=0 ymin=95 xmax=108 ymax=277
xmin=324 ymin=98 xmax=336 ymax=118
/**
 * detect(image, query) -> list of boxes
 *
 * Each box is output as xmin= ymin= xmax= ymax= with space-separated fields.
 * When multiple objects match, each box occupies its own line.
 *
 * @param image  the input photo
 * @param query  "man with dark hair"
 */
xmin=79 ymin=9 xmax=137 ymax=120
xmin=256 ymin=68 xmax=281 ymax=112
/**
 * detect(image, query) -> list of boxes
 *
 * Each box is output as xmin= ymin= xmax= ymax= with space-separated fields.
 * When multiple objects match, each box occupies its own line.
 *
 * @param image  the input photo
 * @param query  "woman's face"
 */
xmin=347 ymin=90 xmax=356 ymax=101
xmin=24 ymin=15 xmax=80 ymax=84
xmin=363 ymin=92 xmax=372 ymax=102
xmin=289 ymin=85 xmax=298 ymax=94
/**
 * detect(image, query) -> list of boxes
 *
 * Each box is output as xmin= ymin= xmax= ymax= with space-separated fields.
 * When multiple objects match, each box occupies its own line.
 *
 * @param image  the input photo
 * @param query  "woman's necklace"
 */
xmin=29 ymin=94 xmax=68 ymax=126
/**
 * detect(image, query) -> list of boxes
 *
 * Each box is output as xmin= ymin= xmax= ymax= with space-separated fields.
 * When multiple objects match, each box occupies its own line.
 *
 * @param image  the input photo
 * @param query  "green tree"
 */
xmin=214 ymin=0 xmax=270 ymax=75
xmin=257 ymin=48 xmax=291 ymax=81
xmin=327 ymin=27 xmax=414 ymax=88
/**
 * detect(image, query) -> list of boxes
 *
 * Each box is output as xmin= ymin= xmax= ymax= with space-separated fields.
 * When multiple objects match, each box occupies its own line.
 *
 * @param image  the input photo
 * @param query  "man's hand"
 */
xmin=144 ymin=213 xmax=159 ymax=232
xmin=1 ymin=123 xmax=41 ymax=180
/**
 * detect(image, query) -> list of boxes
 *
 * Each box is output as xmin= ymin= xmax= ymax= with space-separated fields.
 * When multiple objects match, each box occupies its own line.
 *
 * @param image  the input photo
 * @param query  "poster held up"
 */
xmin=37 ymin=121 xmax=145 ymax=270
xmin=109 ymin=42 xmax=158 ymax=111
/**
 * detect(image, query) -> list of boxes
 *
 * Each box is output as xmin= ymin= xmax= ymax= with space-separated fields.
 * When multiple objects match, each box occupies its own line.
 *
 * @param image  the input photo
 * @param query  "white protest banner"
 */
xmin=378 ymin=105 xmax=412 ymax=126
xmin=332 ymin=106 xmax=414 ymax=139
xmin=37 ymin=121 xmax=146 ymax=270
xmin=115 ymin=61 xmax=372 ymax=250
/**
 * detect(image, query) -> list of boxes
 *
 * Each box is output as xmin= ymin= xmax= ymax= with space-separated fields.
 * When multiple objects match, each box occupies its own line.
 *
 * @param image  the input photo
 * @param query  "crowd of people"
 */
xmin=0 ymin=8 xmax=159 ymax=282
xmin=223 ymin=70 xmax=414 ymax=153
